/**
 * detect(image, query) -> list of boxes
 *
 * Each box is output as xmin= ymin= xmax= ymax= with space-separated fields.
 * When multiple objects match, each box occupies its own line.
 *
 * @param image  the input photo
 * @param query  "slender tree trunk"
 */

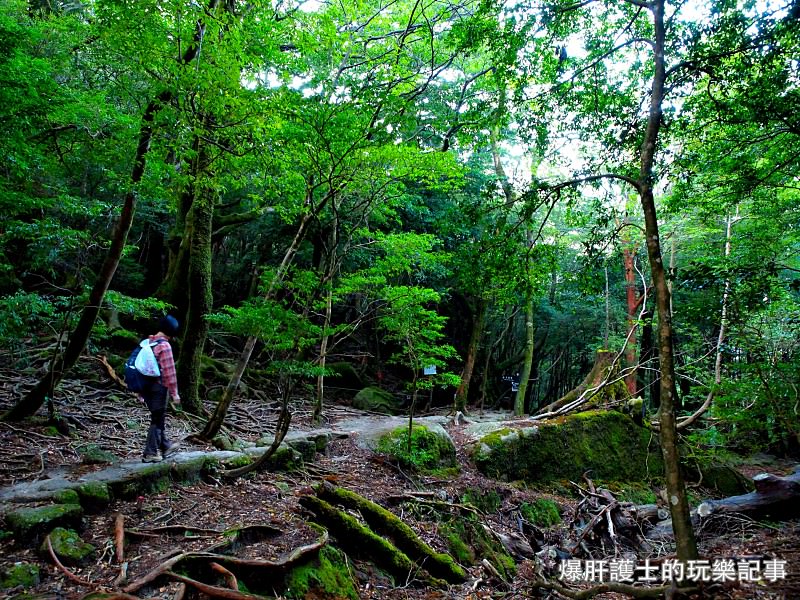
xmin=638 ymin=0 xmax=698 ymax=562
xmin=514 ymin=292 xmax=535 ymax=416
xmin=678 ymin=208 xmax=737 ymax=429
xmin=454 ymin=298 xmax=486 ymax=412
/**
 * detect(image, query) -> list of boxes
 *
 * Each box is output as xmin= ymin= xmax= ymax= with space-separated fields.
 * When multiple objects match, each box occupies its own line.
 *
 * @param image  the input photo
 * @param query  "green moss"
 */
xmin=75 ymin=482 xmax=111 ymax=512
xmin=42 ymin=425 xmax=61 ymax=437
xmin=441 ymin=515 xmax=514 ymax=579
xmin=53 ymin=489 xmax=80 ymax=505
xmin=461 ymin=488 xmax=502 ymax=514
xmin=519 ymin=499 xmax=561 ymax=528
xmin=5 ymin=503 xmax=83 ymax=542
xmin=39 ymin=527 xmax=95 ymax=565
xmin=0 ymin=562 xmax=40 ymax=590
xmin=473 ymin=410 xmax=662 ymax=483
xmin=376 ymin=425 xmax=456 ymax=472
xmin=284 ymin=545 xmax=359 ymax=600
xmin=221 ymin=454 xmax=253 ymax=469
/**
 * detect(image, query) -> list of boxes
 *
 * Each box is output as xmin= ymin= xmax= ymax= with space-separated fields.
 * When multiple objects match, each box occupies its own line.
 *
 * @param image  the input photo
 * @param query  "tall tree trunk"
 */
xmin=454 ymin=298 xmax=486 ymax=412
xmin=3 ymin=1 xmax=220 ymax=422
xmin=177 ymin=170 xmax=214 ymax=415
xmin=638 ymin=0 xmax=698 ymax=562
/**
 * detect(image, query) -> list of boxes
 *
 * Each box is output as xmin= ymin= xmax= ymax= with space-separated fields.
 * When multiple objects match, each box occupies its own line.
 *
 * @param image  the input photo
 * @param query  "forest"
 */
xmin=0 ymin=0 xmax=798 ymax=598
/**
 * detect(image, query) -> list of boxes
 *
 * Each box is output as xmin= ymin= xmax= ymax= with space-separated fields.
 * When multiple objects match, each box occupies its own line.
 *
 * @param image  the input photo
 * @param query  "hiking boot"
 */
xmin=162 ymin=441 xmax=181 ymax=457
xmin=142 ymin=452 xmax=163 ymax=463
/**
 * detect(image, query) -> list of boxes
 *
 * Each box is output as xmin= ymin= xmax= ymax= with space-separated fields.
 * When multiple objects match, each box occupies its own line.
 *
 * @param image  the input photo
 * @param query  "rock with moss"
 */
xmin=0 ymin=562 xmax=40 ymax=590
xmin=5 ymin=503 xmax=83 ymax=544
xmin=77 ymin=444 xmax=118 ymax=465
xmin=284 ymin=545 xmax=359 ymax=600
xmin=39 ymin=527 xmax=95 ymax=565
xmin=375 ymin=424 xmax=456 ymax=472
xmin=352 ymin=386 xmax=404 ymax=415
xmin=685 ymin=459 xmax=754 ymax=496
xmin=75 ymin=482 xmax=111 ymax=512
xmin=53 ymin=489 xmax=80 ymax=505
xmin=519 ymin=499 xmax=561 ymax=528
xmin=471 ymin=410 xmax=662 ymax=483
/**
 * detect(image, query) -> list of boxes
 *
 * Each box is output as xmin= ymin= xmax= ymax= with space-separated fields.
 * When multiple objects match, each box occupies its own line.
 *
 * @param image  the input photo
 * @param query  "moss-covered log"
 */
xmin=299 ymin=495 xmax=444 ymax=587
xmin=316 ymin=483 xmax=465 ymax=583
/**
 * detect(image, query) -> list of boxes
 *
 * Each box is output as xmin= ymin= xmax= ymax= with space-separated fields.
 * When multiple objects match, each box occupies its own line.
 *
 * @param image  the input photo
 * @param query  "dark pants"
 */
xmin=142 ymin=381 xmax=170 ymax=456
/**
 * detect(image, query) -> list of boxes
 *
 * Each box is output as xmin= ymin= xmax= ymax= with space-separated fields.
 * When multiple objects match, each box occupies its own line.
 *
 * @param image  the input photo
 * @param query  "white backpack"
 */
xmin=134 ymin=339 xmax=162 ymax=377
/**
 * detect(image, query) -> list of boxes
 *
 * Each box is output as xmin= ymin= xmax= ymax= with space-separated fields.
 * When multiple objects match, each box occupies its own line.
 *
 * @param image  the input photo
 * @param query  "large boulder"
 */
xmin=470 ymin=410 xmax=662 ymax=483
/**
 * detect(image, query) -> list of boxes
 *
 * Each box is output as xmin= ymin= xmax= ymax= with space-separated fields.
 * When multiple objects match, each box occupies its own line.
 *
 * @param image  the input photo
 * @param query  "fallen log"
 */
xmin=697 ymin=469 xmax=800 ymax=518
xmin=623 ymin=503 xmax=670 ymax=525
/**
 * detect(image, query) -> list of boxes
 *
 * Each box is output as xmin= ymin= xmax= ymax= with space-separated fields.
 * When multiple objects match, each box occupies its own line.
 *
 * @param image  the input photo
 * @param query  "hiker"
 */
xmin=140 ymin=315 xmax=182 ymax=463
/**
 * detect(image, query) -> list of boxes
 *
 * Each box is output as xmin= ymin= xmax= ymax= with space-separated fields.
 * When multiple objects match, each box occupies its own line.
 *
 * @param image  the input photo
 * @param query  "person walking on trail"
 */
xmin=140 ymin=315 xmax=182 ymax=463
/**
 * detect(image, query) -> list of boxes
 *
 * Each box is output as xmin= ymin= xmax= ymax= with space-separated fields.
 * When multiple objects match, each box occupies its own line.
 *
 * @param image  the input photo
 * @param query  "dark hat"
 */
xmin=159 ymin=315 xmax=180 ymax=337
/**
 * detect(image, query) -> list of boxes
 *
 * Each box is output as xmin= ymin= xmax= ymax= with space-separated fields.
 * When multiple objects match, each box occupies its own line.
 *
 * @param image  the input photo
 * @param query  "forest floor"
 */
xmin=1 ymin=359 xmax=799 ymax=600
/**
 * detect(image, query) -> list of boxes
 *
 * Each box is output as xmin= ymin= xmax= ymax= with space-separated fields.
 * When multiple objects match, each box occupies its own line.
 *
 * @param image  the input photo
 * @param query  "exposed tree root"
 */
xmin=316 ymin=482 xmax=466 ymax=583
xmin=299 ymin=494 xmax=444 ymax=587
xmin=45 ymin=533 xmax=96 ymax=588
xmin=123 ymin=529 xmax=328 ymax=595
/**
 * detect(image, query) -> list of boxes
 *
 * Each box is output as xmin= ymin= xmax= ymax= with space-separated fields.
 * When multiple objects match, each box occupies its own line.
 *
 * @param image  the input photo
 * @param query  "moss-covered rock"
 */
xmin=352 ymin=386 xmax=404 ymax=415
xmin=39 ymin=527 xmax=95 ymax=565
xmin=284 ymin=545 xmax=359 ymax=600
xmin=53 ymin=489 xmax=80 ymax=505
xmin=5 ymin=503 xmax=83 ymax=543
xmin=376 ymin=424 xmax=456 ymax=472
xmin=471 ymin=410 xmax=662 ymax=483
xmin=0 ymin=562 xmax=40 ymax=590
xmin=519 ymin=499 xmax=561 ymax=528
xmin=77 ymin=444 xmax=118 ymax=465
xmin=75 ymin=482 xmax=111 ymax=512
